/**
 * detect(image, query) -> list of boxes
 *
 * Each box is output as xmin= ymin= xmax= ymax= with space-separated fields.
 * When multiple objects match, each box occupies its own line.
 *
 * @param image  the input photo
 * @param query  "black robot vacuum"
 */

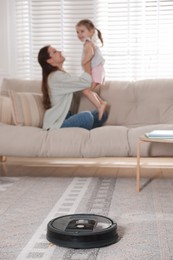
xmin=47 ymin=213 xmax=119 ymax=249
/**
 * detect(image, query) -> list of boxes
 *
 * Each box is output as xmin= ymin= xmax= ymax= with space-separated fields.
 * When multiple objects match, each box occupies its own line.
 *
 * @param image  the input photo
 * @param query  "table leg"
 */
xmin=0 ymin=156 xmax=7 ymax=162
xmin=136 ymin=141 xmax=142 ymax=192
xmin=0 ymin=156 xmax=7 ymax=176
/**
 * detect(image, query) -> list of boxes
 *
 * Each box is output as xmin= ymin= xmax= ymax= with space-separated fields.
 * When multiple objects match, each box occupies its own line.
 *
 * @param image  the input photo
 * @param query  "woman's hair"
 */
xmin=76 ymin=19 xmax=103 ymax=46
xmin=38 ymin=45 xmax=57 ymax=110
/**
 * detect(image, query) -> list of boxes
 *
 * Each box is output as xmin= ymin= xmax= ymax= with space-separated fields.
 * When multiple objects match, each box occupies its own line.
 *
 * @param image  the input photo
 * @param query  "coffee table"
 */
xmin=136 ymin=136 xmax=173 ymax=192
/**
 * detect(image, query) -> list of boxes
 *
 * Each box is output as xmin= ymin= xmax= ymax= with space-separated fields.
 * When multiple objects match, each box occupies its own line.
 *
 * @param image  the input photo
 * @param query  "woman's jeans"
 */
xmin=61 ymin=110 xmax=107 ymax=130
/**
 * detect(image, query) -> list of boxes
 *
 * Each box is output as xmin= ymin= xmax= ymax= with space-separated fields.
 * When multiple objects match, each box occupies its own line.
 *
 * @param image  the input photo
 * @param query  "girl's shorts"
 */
xmin=92 ymin=64 xmax=105 ymax=84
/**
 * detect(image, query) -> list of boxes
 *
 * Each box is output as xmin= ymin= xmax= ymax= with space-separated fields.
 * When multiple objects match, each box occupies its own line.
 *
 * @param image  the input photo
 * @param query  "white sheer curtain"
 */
xmin=12 ymin=0 xmax=173 ymax=80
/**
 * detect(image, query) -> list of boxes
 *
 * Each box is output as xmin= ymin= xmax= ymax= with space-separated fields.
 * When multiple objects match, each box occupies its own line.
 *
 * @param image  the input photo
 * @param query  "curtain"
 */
xmin=13 ymin=0 xmax=173 ymax=80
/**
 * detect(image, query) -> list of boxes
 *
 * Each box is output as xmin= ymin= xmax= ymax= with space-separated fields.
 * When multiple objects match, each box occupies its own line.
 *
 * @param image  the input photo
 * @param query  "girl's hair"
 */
xmin=38 ymin=45 xmax=57 ymax=110
xmin=76 ymin=19 xmax=103 ymax=46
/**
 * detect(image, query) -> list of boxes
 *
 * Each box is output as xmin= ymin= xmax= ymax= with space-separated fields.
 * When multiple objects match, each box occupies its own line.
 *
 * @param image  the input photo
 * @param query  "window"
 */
xmin=12 ymin=0 xmax=173 ymax=80
xmin=100 ymin=0 xmax=173 ymax=80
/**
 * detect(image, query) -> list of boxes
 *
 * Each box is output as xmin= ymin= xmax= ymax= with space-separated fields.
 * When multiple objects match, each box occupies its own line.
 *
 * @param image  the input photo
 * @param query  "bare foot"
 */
xmin=98 ymin=101 xmax=107 ymax=120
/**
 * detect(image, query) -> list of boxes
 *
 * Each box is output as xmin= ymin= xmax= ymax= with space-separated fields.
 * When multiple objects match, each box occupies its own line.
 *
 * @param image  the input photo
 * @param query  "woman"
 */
xmin=38 ymin=45 xmax=107 ymax=130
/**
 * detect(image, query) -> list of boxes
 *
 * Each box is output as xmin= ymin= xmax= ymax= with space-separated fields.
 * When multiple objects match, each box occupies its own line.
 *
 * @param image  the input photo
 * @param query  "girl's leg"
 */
xmin=90 ymin=82 xmax=98 ymax=90
xmin=82 ymin=89 xmax=107 ymax=120
xmin=61 ymin=111 xmax=94 ymax=130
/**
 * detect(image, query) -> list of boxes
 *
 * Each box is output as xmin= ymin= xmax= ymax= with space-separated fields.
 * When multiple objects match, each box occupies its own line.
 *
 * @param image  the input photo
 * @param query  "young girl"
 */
xmin=76 ymin=19 xmax=107 ymax=120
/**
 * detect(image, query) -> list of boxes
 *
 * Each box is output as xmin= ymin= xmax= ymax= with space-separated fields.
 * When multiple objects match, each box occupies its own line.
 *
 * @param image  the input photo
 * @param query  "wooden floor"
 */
xmin=1 ymin=157 xmax=173 ymax=179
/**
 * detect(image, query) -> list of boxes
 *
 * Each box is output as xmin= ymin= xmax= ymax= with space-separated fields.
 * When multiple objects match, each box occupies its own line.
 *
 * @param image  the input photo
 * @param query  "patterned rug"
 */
xmin=1 ymin=175 xmax=173 ymax=260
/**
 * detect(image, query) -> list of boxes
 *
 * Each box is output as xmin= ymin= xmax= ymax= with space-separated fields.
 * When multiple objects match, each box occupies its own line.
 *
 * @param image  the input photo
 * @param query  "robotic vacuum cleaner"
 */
xmin=47 ymin=213 xmax=119 ymax=249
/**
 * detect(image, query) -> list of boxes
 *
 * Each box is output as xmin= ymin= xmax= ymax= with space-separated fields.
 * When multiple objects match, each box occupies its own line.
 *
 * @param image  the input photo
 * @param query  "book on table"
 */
xmin=145 ymin=130 xmax=173 ymax=139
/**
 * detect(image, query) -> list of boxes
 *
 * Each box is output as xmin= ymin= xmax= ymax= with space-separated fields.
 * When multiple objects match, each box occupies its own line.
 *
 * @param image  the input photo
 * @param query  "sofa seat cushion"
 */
xmin=0 ymin=124 xmax=47 ymax=157
xmin=0 ymin=124 xmax=129 ymax=158
xmin=82 ymin=126 xmax=129 ymax=157
xmin=128 ymin=124 xmax=173 ymax=157
xmin=43 ymin=127 xmax=90 ymax=157
xmin=37 ymin=126 xmax=129 ymax=157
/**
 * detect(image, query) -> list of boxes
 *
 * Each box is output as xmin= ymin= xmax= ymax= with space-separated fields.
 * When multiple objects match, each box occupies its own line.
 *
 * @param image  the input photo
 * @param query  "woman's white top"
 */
xmin=43 ymin=71 xmax=92 ymax=130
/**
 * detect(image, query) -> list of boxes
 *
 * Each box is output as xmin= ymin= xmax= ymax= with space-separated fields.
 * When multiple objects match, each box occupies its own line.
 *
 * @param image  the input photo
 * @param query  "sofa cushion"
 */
xmin=0 ymin=96 xmax=13 ymax=125
xmin=43 ymin=128 xmax=90 ymax=157
xmin=43 ymin=126 xmax=129 ymax=157
xmin=9 ymin=90 xmax=45 ymax=127
xmin=100 ymin=79 xmax=173 ymax=126
xmin=0 ymin=124 xmax=47 ymax=157
xmin=1 ymin=78 xmax=41 ymax=96
xmin=128 ymin=124 xmax=173 ymax=157
xmin=83 ymin=125 xmax=129 ymax=157
xmin=0 ymin=124 xmax=129 ymax=158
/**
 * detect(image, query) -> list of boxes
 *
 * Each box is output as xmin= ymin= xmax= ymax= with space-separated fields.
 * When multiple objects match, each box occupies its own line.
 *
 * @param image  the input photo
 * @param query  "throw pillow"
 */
xmin=0 ymin=96 xmax=13 ymax=124
xmin=8 ymin=90 xmax=45 ymax=127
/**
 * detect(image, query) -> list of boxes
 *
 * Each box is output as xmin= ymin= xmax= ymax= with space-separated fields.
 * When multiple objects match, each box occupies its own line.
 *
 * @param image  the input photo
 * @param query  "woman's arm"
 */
xmin=49 ymin=70 xmax=92 ymax=94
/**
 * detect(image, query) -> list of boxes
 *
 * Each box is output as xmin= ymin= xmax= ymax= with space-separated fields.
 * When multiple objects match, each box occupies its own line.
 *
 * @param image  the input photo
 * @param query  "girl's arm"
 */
xmin=82 ymin=41 xmax=95 ymax=66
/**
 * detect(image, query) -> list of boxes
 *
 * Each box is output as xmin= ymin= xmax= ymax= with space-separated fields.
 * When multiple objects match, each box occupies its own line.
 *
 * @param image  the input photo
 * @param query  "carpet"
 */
xmin=1 ymin=175 xmax=173 ymax=260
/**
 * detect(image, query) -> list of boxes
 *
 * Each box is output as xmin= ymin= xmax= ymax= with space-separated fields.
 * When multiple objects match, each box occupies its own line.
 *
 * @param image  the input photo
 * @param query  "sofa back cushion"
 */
xmin=1 ymin=78 xmax=41 ymax=96
xmin=100 ymin=79 xmax=173 ymax=126
xmin=2 ymin=77 xmax=173 ymax=127
xmin=0 ymin=96 xmax=13 ymax=124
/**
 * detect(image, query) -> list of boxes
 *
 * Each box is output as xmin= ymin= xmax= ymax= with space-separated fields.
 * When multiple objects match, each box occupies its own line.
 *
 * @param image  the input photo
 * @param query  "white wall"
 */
xmin=0 ymin=0 xmax=15 ymax=85
xmin=0 ymin=0 xmax=8 ymax=84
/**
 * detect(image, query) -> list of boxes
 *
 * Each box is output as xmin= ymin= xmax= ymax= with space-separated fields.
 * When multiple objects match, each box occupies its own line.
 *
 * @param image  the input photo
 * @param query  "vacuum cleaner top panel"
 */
xmin=51 ymin=214 xmax=114 ymax=235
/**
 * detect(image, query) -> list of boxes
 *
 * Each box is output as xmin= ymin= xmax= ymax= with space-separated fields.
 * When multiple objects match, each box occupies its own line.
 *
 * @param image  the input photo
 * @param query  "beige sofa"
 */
xmin=1 ymin=77 xmax=173 ymax=169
